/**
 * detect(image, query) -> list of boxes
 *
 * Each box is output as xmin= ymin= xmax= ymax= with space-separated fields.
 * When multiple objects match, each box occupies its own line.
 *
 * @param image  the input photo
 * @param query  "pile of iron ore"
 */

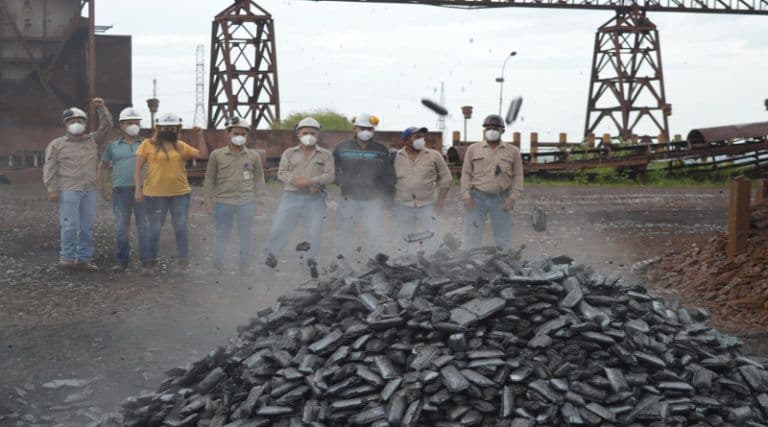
xmin=119 ymin=247 xmax=768 ymax=427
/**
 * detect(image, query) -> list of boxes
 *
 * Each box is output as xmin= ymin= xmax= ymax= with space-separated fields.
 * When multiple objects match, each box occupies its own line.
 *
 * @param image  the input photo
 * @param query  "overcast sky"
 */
xmin=98 ymin=0 xmax=768 ymax=147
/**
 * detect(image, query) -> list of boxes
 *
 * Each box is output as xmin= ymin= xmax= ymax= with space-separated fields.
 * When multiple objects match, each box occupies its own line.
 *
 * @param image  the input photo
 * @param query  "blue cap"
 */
xmin=402 ymin=126 xmax=428 ymax=140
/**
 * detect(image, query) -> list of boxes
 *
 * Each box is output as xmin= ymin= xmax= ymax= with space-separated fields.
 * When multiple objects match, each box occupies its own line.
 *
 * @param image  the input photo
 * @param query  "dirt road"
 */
xmin=0 ymin=183 xmax=728 ymax=425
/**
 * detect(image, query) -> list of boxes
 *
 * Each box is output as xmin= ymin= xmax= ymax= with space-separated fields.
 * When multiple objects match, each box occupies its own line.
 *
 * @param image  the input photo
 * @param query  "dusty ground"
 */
xmin=0 ymin=183 xmax=732 ymax=425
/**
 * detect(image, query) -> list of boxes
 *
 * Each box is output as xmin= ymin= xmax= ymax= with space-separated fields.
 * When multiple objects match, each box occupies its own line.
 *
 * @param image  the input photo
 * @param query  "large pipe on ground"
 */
xmin=687 ymin=122 xmax=768 ymax=145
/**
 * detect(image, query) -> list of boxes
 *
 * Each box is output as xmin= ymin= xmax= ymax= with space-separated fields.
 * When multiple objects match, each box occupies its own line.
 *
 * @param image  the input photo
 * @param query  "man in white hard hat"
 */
xmin=331 ymin=113 xmax=395 ymax=260
xmin=97 ymin=107 xmax=150 ymax=272
xmin=263 ymin=117 xmax=334 ymax=268
xmin=393 ymin=126 xmax=451 ymax=256
xmin=203 ymin=116 xmax=265 ymax=275
xmin=43 ymin=98 xmax=113 ymax=272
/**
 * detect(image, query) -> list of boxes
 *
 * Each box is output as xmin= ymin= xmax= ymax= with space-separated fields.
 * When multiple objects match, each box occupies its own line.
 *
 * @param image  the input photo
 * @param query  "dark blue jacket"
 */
xmin=333 ymin=138 xmax=395 ymax=200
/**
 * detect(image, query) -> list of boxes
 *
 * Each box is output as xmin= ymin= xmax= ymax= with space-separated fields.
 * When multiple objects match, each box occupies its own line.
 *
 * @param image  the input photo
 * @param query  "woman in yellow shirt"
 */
xmin=134 ymin=113 xmax=208 ymax=274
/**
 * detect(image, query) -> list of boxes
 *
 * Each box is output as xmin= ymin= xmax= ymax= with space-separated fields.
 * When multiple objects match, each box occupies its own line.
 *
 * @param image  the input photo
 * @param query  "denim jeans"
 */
xmin=144 ymin=194 xmax=191 ymax=261
xmin=264 ymin=192 xmax=326 ymax=261
xmin=332 ymin=197 xmax=386 ymax=259
xmin=112 ymin=186 xmax=149 ymax=265
xmin=463 ymin=190 xmax=513 ymax=250
xmin=393 ymin=203 xmax=439 ymax=257
xmin=214 ymin=200 xmax=256 ymax=266
xmin=59 ymin=190 xmax=97 ymax=261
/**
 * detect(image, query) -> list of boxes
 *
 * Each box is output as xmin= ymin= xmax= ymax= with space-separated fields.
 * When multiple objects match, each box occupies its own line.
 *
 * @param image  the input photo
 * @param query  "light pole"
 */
xmin=496 ymin=51 xmax=517 ymax=115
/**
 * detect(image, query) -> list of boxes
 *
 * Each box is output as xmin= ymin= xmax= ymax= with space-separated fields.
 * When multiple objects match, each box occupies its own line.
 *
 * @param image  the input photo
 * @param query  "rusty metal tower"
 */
xmin=207 ymin=0 xmax=280 ymax=130
xmin=584 ymin=10 xmax=670 ymax=143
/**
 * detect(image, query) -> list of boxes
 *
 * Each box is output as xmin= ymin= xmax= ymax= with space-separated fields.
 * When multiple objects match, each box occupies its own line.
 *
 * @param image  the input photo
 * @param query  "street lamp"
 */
xmin=496 ymin=51 xmax=517 ymax=115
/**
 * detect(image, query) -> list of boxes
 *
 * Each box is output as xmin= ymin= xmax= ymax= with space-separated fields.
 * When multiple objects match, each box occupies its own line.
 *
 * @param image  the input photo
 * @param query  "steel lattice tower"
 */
xmin=194 ymin=44 xmax=206 ymax=127
xmin=584 ymin=10 xmax=671 ymax=143
xmin=207 ymin=0 xmax=280 ymax=130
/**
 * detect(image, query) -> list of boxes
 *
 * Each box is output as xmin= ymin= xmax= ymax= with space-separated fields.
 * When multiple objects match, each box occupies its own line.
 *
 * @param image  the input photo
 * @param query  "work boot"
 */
xmin=172 ymin=259 xmax=189 ymax=274
xmin=56 ymin=259 xmax=76 ymax=270
xmin=111 ymin=262 xmax=129 ymax=273
xmin=78 ymin=261 xmax=99 ymax=272
xmin=141 ymin=261 xmax=157 ymax=276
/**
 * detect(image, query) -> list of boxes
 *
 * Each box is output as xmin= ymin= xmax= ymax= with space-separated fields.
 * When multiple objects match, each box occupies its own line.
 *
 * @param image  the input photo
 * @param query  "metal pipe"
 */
xmin=87 ymin=0 xmax=96 ymax=131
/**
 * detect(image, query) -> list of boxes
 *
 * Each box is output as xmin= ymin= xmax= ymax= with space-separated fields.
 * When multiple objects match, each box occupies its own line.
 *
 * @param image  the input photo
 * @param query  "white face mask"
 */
xmin=412 ymin=138 xmax=426 ymax=151
xmin=230 ymin=135 xmax=247 ymax=146
xmin=357 ymin=130 xmax=374 ymax=141
xmin=67 ymin=122 xmax=85 ymax=136
xmin=485 ymin=129 xmax=501 ymax=142
xmin=125 ymin=124 xmax=140 ymax=137
xmin=300 ymin=134 xmax=317 ymax=146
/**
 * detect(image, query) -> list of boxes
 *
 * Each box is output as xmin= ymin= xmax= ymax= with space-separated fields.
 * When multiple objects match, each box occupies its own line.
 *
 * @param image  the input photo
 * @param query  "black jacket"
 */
xmin=333 ymin=138 xmax=395 ymax=200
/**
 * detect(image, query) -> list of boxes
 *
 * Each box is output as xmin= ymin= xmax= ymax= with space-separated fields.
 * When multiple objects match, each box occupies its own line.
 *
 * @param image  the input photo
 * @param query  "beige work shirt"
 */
xmin=277 ymin=145 xmax=335 ymax=192
xmin=203 ymin=146 xmax=266 ymax=206
xmin=460 ymin=141 xmax=524 ymax=203
xmin=394 ymin=147 xmax=452 ymax=208
xmin=43 ymin=105 xmax=114 ymax=193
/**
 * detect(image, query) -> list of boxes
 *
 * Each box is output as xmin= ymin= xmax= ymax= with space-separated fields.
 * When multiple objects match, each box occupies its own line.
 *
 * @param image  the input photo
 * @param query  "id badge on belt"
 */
xmin=243 ymin=163 xmax=252 ymax=180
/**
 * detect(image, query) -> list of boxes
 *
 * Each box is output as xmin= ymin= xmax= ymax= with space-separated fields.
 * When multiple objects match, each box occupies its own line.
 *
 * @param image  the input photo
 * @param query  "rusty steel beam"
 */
xmin=307 ymin=0 xmax=768 ymax=15
xmin=207 ymin=0 xmax=281 ymax=130
xmin=687 ymin=121 xmax=768 ymax=145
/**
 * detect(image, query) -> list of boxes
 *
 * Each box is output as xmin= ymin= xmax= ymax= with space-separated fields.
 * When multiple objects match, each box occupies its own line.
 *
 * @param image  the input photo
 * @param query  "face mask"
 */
xmin=230 ymin=135 xmax=247 ymax=146
xmin=357 ymin=130 xmax=374 ymax=141
xmin=125 ymin=124 xmax=140 ymax=137
xmin=158 ymin=130 xmax=178 ymax=142
xmin=67 ymin=123 xmax=85 ymax=136
xmin=485 ymin=129 xmax=501 ymax=142
xmin=412 ymin=138 xmax=426 ymax=151
xmin=300 ymin=134 xmax=317 ymax=146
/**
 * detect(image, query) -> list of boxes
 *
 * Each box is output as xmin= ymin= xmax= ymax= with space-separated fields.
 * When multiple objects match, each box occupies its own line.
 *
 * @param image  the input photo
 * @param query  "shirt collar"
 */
xmin=117 ymin=138 xmax=141 ymax=144
xmin=226 ymin=146 xmax=247 ymax=155
xmin=482 ymin=140 xmax=505 ymax=149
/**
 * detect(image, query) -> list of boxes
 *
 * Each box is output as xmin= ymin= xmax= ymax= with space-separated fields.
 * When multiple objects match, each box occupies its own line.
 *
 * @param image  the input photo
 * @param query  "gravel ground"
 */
xmin=0 ymin=183 xmax=731 ymax=425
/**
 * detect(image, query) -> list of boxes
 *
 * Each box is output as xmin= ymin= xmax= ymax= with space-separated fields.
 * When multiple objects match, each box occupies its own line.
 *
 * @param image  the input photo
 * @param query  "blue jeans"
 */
xmin=264 ymin=191 xmax=326 ymax=261
xmin=214 ymin=200 xmax=256 ymax=266
xmin=394 ymin=203 xmax=439 ymax=256
xmin=112 ymin=186 xmax=149 ymax=265
xmin=59 ymin=190 xmax=97 ymax=262
xmin=332 ymin=197 xmax=386 ymax=259
xmin=144 ymin=194 xmax=191 ymax=261
xmin=464 ymin=190 xmax=513 ymax=250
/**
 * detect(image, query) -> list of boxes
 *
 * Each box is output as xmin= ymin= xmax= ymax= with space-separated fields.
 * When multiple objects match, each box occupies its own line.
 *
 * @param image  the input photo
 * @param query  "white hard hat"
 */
xmin=155 ymin=112 xmax=182 ymax=127
xmin=62 ymin=107 xmax=87 ymax=123
xmin=353 ymin=113 xmax=379 ymax=128
xmin=225 ymin=116 xmax=251 ymax=131
xmin=119 ymin=107 xmax=142 ymax=122
xmin=296 ymin=117 xmax=321 ymax=130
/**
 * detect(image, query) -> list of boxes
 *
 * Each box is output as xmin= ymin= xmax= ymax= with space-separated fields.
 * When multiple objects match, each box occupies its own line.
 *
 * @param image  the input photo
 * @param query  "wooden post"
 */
xmin=755 ymin=179 xmax=768 ymax=205
xmin=558 ymin=133 xmax=567 ymax=150
xmin=530 ymin=132 xmax=538 ymax=163
xmin=452 ymin=131 xmax=461 ymax=145
xmin=631 ymin=135 xmax=638 ymax=145
xmin=585 ymin=134 xmax=595 ymax=160
xmin=673 ymin=134 xmax=682 ymax=142
xmin=658 ymin=133 xmax=668 ymax=152
xmin=727 ymin=176 xmax=751 ymax=257
xmin=512 ymin=132 xmax=521 ymax=148
xmin=602 ymin=134 xmax=612 ymax=158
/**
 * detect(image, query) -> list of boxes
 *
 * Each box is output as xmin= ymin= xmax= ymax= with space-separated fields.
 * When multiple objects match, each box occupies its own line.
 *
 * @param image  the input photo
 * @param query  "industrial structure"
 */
xmin=207 ymin=0 xmax=280 ymax=130
xmin=313 ymin=0 xmax=768 ymax=143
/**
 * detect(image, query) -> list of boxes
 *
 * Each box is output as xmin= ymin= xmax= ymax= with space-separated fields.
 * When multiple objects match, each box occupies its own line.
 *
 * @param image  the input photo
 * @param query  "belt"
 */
xmin=471 ymin=187 xmax=510 ymax=198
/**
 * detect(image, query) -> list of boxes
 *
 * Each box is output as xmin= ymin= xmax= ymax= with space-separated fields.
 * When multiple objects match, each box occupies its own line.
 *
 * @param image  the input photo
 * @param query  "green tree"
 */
xmin=272 ymin=109 xmax=353 ymax=131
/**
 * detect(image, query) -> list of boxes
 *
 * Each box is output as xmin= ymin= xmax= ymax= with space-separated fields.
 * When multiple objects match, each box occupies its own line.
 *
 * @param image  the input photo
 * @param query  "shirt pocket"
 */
xmin=499 ymin=155 xmax=516 ymax=177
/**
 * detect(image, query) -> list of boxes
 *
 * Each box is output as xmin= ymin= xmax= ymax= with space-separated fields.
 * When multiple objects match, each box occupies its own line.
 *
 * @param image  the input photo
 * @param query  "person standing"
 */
xmin=393 ymin=126 xmax=451 ymax=256
xmin=134 ymin=113 xmax=209 ymax=274
xmin=263 ymin=117 xmax=334 ymax=266
xmin=460 ymin=114 xmax=524 ymax=250
xmin=43 ymin=98 xmax=113 ymax=271
xmin=203 ymin=117 xmax=265 ymax=275
xmin=98 ymin=107 xmax=149 ymax=272
xmin=331 ymin=113 xmax=394 ymax=259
